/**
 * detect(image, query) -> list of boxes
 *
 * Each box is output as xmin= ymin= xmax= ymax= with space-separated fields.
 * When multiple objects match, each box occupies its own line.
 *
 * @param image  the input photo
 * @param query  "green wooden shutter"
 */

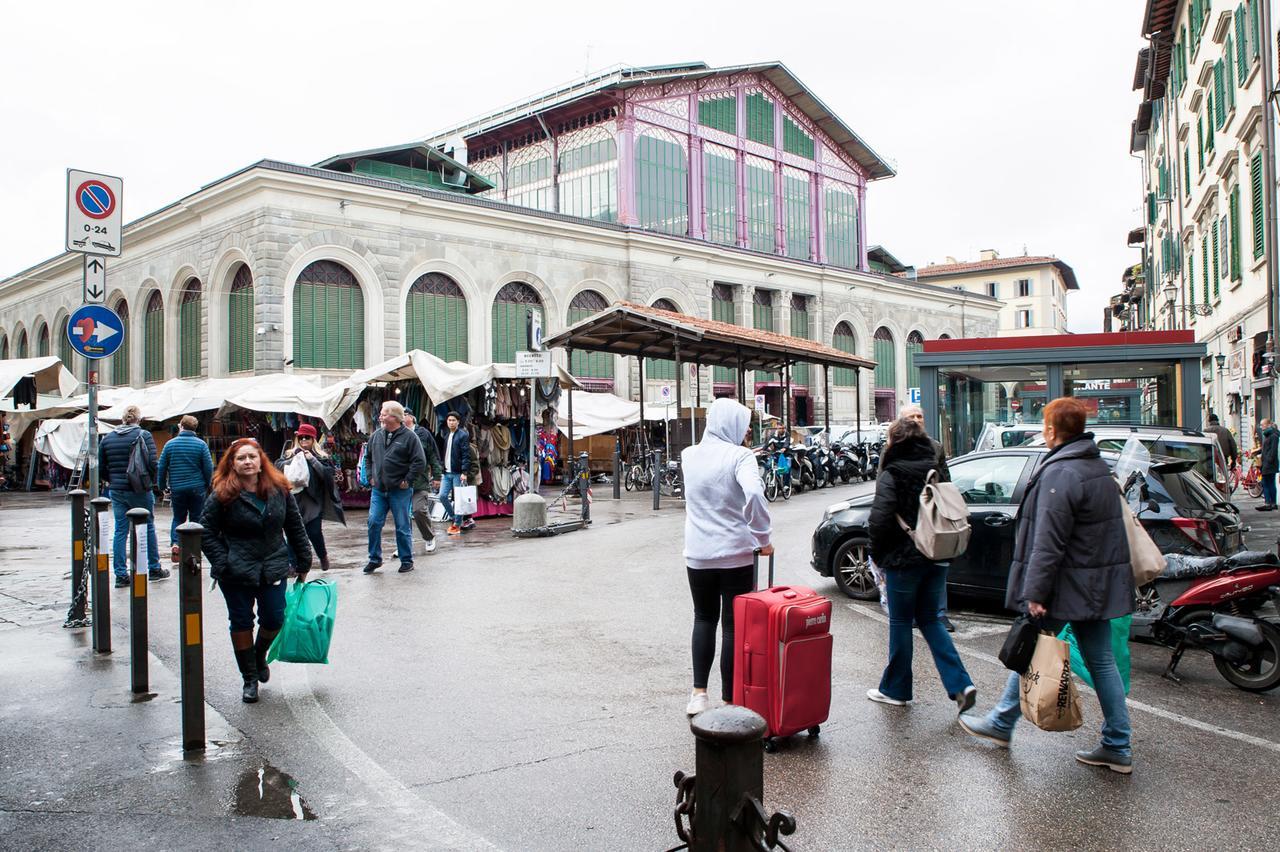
xmin=1252 ymin=151 xmax=1265 ymax=258
xmin=745 ymin=93 xmax=774 ymax=146
xmin=1230 ymin=185 xmax=1242 ymax=281
xmin=1206 ymin=90 xmax=1216 ymax=150
xmin=179 ymin=296 xmax=201 ymax=378
xmin=1250 ymin=0 xmax=1262 ymax=59
xmin=145 ymin=303 xmax=164 ymax=383
xmin=832 ymin=326 xmax=856 ymax=387
xmin=1197 ymin=117 xmax=1205 ymax=171
xmin=1202 ymin=235 xmax=1211 ymax=303
xmin=1211 ymin=219 xmax=1220 ymax=292
xmin=1147 ymin=192 xmax=1156 ymax=225
xmin=111 ymin=309 xmax=129 ymax=387
xmin=698 ymin=96 xmax=736 ymax=134
xmin=712 ymin=292 xmax=736 ymax=385
xmin=1236 ymin=8 xmax=1249 ymax=78
xmin=790 ymin=304 xmax=810 ymax=387
xmin=1183 ymin=146 xmax=1191 ymax=197
xmin=1225 ymin=37 xmax=1236 ymax=109
xmin=228 ymin=288 xmax=254 ymax=373
xmin=873 ymin=333 xmax=895 ymax=391
xmin=1189 ymin=251 xmax=1196 ymax=307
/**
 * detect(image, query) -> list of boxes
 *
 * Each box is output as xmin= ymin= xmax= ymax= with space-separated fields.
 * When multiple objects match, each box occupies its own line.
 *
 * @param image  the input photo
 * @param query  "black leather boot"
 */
xmin=254 ymin=629 xmax=279 ymax=684
xmin=234 ymin=647 xmax=259 ymax=703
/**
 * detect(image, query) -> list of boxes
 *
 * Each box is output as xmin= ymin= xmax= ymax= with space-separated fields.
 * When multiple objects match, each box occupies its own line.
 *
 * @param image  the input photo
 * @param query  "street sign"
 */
xmin=754 ymin=393 xmax=767 ymax=412
xmin=83 ymin=256 xmax=106 ymax=303
xmin=908 ymin=387 xmax=921 ymax=405
xmin=515 ymin=350 xmax=553 ymax=377
xmin=689 ymin=363 xmax=697 ymax=381
xmin=67 ymin=304 xmax=124 ymax=360
xmin=659 ymin=385 xmax=673 ymax=404
xmin=528 ymin=309 xmax=544 ymax=351
xmin=66 ymin=169 xmax=123 ymax=257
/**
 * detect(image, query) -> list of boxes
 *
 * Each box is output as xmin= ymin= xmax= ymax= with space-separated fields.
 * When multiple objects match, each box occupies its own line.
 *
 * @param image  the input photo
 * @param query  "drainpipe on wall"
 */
xmin=1262 ymin=0 xmax=1280 ymax=418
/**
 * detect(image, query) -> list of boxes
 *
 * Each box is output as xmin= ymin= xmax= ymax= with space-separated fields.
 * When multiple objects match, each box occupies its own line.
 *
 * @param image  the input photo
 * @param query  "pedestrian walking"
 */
xmin=157 ymin=415 xmax=213 ymax=563
xmin=439 ymin=411 xmax=473 ymax=535
xmin=275 ymin=423 xmax=344 ymax=572
xmin=200 ymin=438 xmax=311 ymax=704
xmin=1204 ymin=413 xmax=1238 ymax=470
xmin=404 ymin=413 xmax=442 ymax=555
xmin=1254 ymin=418 xmax=1278 ymax=510
xmin=866 ymin=416 xmax=976 ymax=711
xmin=98 ymin=405 xmax=168 ymax=585
xmin=364 ymin=401 xmax=426 ymax=574
xmin=898 ymin=403 xmax=956 ymax=633
xmin=680 ymin=397 xmax=772 ymax=715
xmin=959 ymin=398 xmax=1135 ymax=774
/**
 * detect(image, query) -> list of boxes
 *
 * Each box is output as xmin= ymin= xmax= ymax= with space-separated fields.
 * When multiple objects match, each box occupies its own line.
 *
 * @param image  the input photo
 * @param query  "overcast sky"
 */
xmin=0 ymin=0 xmax=1144 ymax=332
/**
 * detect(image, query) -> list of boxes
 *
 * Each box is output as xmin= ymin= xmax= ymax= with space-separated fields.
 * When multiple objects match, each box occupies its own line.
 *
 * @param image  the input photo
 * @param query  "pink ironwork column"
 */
xmin=814 ymin=172 xmax=827 ymax=265
xmin=689 ymin=133 xmax=705 ymax=240
xmin=618 ymin=104 xmax=639 ymax=226
xmin=857 ymin=180 xmax=868 ymax=270
xmin=735 ymin=85 xmax=748 ymax=248
xmin=773 ymin=102 xmax=785 ymax=255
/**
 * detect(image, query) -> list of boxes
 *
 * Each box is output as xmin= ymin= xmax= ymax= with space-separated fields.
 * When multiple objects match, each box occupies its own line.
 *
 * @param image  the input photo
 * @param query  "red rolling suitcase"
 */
xmin=732 ymin=550 xmax=833 ymax=751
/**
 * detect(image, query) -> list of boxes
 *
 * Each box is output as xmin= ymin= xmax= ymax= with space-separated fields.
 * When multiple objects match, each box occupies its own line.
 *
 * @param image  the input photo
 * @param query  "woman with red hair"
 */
xmin=201 ymin=438 xmax=312 ymax=703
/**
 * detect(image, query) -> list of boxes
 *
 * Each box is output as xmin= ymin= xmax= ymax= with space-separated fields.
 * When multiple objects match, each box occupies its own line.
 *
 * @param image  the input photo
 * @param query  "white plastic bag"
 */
xmin=453 ymin=485 xmax=478 ymax=516
xmin=284 ymin=452 xmax=311 ymax=493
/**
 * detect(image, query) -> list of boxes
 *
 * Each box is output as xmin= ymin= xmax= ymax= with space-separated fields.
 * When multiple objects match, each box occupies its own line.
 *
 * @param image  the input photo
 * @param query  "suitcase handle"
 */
xmin=753 ymin=548 xmax=775 ymax=590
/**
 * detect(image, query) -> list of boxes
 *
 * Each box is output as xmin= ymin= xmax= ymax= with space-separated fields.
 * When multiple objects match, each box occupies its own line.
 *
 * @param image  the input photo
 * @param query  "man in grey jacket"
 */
xmin=364 ymin=401 xmax=426 ymax=575
xmin=959 ymin=398 xmax=1135 ymax=774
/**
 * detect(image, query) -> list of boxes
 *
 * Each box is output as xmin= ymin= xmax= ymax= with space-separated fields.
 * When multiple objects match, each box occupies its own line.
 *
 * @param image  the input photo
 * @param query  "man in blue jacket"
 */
xmin=439 ymin=411 xmax=473 ymax=535
xmin=157 ymin=414 xmax=214 ymax=561
xmin=98 ymin=405 xmax=167 ymax=585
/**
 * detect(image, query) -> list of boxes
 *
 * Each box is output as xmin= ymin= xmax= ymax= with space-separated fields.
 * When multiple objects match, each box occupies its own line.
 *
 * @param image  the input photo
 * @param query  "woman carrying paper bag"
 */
xmin=959 ymin=398 xmax=1135 ymax=774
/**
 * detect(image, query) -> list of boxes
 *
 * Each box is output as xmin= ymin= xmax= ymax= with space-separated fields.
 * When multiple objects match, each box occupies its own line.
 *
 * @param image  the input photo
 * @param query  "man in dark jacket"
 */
xmin=959 ymin=398 xmax=1135 ymax=774
xmin=364 ymin=401 xmax=426 ymax=575
xmin=404 ymin=413 xmax=443 ymax=555
xmin=98 ymin=405 xmax=167 ymax=585
xmin=439 ymin=411 xmax=473 ymax=535
xmin=1255 ymin=419 xmax=1278 ymax=510
xmin=1204 ymin=413 xmax=1238 ymax=471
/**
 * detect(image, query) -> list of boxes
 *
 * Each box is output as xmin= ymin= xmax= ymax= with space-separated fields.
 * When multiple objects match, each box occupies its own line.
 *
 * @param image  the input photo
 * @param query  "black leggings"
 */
xmin=687 ymin=565 xmax=755 ymax=701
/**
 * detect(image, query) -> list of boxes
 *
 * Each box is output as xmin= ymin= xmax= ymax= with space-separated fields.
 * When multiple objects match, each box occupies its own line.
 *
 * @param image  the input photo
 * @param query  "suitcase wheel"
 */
xmin=808 ymin=725 xmax=821 ymax=738
xmin=762 ymin=737 xmax=778 ymax=753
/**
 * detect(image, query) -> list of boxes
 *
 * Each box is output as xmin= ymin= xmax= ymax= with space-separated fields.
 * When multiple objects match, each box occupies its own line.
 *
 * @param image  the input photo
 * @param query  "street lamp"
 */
xmin=1162 ymin=279 xmax=1178 ymax=330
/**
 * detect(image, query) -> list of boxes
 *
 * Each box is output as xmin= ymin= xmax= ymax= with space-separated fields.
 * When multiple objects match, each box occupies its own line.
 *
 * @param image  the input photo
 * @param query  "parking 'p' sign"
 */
xmin=66 ymin=168 xmax=123 ymax=257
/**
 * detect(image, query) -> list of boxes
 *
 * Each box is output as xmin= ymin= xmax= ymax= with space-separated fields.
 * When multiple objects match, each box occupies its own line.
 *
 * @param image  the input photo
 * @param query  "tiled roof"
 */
xmin=912 ymin=256 xmax=1079 ymax=290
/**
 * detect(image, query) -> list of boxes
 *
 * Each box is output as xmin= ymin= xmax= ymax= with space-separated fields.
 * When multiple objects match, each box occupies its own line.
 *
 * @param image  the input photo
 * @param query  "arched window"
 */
xmin=906 ymin=330 xmax=924 ymax=391
xmin=406 ymin=272 xmax=467 ymax=362
xmin=144 ymin=291 xmax=165 ymax=382
xmin=36 ymin=322 xmax=50 ymax=357
xmin=874 ymin=326 xmax=896 ymax=421
xmin=16 ymin=329 xmax=29 ymax=359
xmin=558 ymin=128 xmax=618 ymax=222
xmin=111 ymin=300 xmax=130 ymax=387
xmin=832 ymin=322 xmax=857 ymax=387
xmin=646 ymin=298 xmax=678 ymax=381
xmin=0 ymin=333 xmax=8 ymax=360
xmin=179 ymin=278 xmax=202 ymax=378
xmin=293 ymin=260 xmax=365 ymax=370
xmin=635 ymin=130 xmax=688 ymax=236
xmin=938 ymin=333 xmax=952 ymax=340
xmin=57 ymin=316 xmax=72 ymax=368
xmin=491 ymin=282 xmax=543 ymax=363
xmin=228 ymin=265 xmax=254 ymax=373
xmin=567 ymin=290 xmax=612 ymax=383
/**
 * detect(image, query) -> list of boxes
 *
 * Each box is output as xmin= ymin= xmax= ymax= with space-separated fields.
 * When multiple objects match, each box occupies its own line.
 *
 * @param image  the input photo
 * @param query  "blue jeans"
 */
xmin=110 ymin=490 xmax=161 ymax=579
xmin=169 ymin=488 xmax=206 ymax=546
xmin=1263 ymin=472 xmax=1277 ymax=506
xmin=879 ymin=563 xmax=973 ymax=701
xmin=439 ymin=472 xmax=468 ymax=524
xmin=988 ymin=619 xmax=1132 ymax=756
xmin=368 ymin=487 xmax=413 ymax=567
xmin=219 ymin=580 xmax=287 ymax=632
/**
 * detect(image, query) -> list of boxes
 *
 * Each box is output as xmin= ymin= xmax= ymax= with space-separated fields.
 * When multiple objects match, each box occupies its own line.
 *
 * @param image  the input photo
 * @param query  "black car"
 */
xmin=811 ymin=447 xmax=1246 ymax=602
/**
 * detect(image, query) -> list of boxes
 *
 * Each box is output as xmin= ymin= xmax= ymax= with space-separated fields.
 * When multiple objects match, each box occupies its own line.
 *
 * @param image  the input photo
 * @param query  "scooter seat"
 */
xmin=1160 ymin=553 xmax=1226 ymax=579
xmin=1223 ymin=550 xmax=1280 ymax=569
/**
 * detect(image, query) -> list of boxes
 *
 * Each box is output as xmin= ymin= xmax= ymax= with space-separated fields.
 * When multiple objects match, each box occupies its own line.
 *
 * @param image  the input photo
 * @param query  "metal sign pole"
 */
xmin=87 ymin=369 xmax=98 ymax=498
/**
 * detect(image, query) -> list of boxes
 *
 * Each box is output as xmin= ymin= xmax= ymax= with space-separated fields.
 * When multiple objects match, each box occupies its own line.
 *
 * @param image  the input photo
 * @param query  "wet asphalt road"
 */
xmin=2 ymin=485 xmax=1279 ymax=850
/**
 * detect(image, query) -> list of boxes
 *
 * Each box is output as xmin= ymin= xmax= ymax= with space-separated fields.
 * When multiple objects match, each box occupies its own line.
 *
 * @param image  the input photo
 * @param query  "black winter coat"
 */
xmin=98 ymin=425 xmax=157 ymax=493
xmin=1005 ymin=434 xmax=1134 ymax=621
xmin=275 ymin=450 xmax=345 ymax=526
xmin=200 ymin=487 xmax=312 ymax=586
xmin=411 ymin=425 xmax=443 ymax=489
xmin=868 ymin=435 xmax=946 ymax=572
xmin=367 ymin=426 xmax=426 ymax=491
xmin=1260 ymin=426 xmax=1279 ymax=475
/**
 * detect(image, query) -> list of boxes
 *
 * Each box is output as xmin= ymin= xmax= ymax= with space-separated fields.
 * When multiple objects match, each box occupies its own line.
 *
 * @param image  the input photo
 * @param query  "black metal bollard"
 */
xmin=64 ymin=489 xmax=89 ymax=628
xmin=177 ymin=522 xmax=205 ymax=752
xmin=672 ymin=706 xmax=797 ymax=852
xmin=126 ymin=507 xmax=150 ymax=693
xmin=90 ymin=496 xmax=111 ymax=653
xmin=653 ymin=449 xmax=663 ymax=510
xmin=577 ymin=451 xmax=591 ymax=523
xmin=613 ymin=440 xmax=621 ymax=500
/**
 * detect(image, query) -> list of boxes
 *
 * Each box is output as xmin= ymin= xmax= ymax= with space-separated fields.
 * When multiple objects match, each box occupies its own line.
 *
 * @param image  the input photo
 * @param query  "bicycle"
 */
xmin=760 ymin=447 xmax=792 ymax=502
xmin=625 ymin=459 xmax=654 ymax=492
xmin=1235 ymin=458 xmax=1263 ymax=499
xmin=659 ymin=458 xmax=684 ymax=499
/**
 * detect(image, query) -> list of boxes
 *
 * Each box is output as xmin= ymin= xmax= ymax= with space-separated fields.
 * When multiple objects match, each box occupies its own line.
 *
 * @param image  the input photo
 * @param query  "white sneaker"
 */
xmin=866 ymin=688 xmax=910 ymax=706
xmin=685 ymin=690 xmax=710 ymax=716
xmin=423 ymin=538 xmax=437 ymax=554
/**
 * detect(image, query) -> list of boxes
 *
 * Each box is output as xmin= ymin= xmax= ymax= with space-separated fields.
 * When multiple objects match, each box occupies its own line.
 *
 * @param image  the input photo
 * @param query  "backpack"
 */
xmin=126 ymin=433 xmax=153 ymax=493
xmin=896 ymin=469 xmax=970 ymax=560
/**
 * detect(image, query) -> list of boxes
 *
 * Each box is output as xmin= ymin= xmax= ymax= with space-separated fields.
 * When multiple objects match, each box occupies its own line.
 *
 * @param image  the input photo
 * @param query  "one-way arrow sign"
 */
xmin=83 ymin=254 xmax=106 ymax=304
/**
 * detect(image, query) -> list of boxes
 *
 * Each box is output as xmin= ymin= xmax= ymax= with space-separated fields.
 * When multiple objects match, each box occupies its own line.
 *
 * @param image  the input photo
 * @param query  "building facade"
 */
xmin=0 ymin=63 xmax=998 ymax=426
xmin=1127 ymin=0 xmax=1273 ymax=446
xmin=911 ymin=251 xmax=1077 ymax=335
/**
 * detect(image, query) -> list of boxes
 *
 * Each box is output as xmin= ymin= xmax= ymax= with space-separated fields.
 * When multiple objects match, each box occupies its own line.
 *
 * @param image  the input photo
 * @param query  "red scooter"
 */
xmin=1132 ymin=549 xmax=1280 ymax=692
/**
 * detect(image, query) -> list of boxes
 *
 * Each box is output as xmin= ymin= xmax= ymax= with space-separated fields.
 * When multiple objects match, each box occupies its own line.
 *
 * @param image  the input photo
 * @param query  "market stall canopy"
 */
xmin=0 ymin=356 xmax=79 ymax=400
xmin=97 ymin=374 xmax=362 ymax=427
xmin=542 ymin=302 xmax=877 ymax=371
xmin=34 ymin=413 xmax=112 ymax=470
xmin=349 ymin=349 xmax=581 ymax=405
xmin=554 ymin=391 xmax=713 ymax=438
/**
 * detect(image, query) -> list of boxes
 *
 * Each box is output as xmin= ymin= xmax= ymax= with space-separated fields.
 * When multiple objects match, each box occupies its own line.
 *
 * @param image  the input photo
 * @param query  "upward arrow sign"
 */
xmin=83 ymin=255 xmax=106 ymax=304
xmin=87 ymin=258 xmax=104 ymax=273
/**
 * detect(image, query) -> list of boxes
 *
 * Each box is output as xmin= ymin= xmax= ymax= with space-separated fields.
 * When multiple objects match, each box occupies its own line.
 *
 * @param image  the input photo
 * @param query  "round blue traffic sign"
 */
xmin=67 ymin=304 xmax=125 ymax=360
xmin=75 ymin=180 xmax=116 ymax=219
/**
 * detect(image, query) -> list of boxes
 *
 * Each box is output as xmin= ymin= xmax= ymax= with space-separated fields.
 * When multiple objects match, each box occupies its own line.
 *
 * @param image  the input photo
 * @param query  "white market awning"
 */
xmin=0 ymin=356 xmax=79 ymax=400
xmin=34 ymin=414 xmax=113 ymax=470
xmin=97 ymin=374 xmax=362 ymax=428
xmin=350 ymin=349 xmax=581 ymax=405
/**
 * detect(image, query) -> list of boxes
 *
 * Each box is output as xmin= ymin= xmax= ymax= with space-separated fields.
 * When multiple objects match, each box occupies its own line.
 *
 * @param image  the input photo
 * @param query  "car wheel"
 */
xmin=832 ymin=536 xmax=877 ymax=600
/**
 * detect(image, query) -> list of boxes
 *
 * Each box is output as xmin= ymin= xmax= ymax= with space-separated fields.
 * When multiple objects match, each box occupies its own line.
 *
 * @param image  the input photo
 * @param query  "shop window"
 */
xmin=111 ymin=300 xmax=129 ymax=386
xmin=784 ymin=169 xmax=811 ymax=260
xmin=745 ymin=156 xmax=775 ymax=253
xmin=1065 ymin=361 xmax=1178 ymax=427
xmin=179 ymin=278 xmax=202 ymax=378
xmin=938 ymin=364 xmax=1047 ymax=456
xmin=824 ymin=182 xmax=859 ymax=269
xmin=635 ymin=130 xmax=688 ymax=236
xmin=406 ymin=272 xmax=468 ymax=362
xmin=906 ymin=330 xmax=924 ymax=391
xmin=712 ymin=284 xmax=736 ymax=385
xmin=228 ymin=265 xmax=254 ymax=373
xmin=833 ymin=322 xmax=857 ymax=387
xmin=645 ymin=298 xmax=679 ymax=382
xmin=567 ymin=290 xmax=613 ymax=382
xmin=36 ymin=322 xmax=49 ymax=357
xmin=292 ymin=261 xmax=365 ymax=370
xmin=144 ymin=291 xmax=164 ymax=382
xmin=16 ymin=329 xmax=28 ymax=359
xmin=492 ymin=281 xmax=543 ymax=364
xmin=559 ymin=130 xmax=618 ymax=222
xmin=703 ymin=144 xmax=737 ymax=246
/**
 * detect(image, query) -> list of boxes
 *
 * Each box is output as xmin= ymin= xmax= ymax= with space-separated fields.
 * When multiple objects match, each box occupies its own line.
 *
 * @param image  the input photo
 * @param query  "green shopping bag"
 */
xmin=1057 ymin=616 xmax=1132 ymax=695
xmin=267 ymin=578 xmax=338 ymax=665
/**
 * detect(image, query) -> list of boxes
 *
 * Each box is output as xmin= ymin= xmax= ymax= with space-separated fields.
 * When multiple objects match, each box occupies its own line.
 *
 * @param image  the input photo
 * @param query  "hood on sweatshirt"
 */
xmin=703 ymin=397 xmax=751 ymax=447
xmin=113 ymin=423 xmax=141 ymax=435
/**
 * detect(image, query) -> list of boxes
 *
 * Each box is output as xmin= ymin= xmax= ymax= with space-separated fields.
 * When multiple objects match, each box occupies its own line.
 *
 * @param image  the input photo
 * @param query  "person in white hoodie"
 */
xmin=681 ymin=397 xmax=773 ymax=715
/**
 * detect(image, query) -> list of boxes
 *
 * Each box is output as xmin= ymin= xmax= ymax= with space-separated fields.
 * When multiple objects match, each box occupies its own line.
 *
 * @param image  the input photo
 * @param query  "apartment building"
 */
xmin=912 ymin=250 xmax=1076 ymax=335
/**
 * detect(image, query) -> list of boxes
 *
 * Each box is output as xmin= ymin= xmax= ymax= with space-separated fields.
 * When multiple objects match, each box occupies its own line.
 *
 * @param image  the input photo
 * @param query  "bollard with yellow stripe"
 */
xmin=177 ymin=521 xmax=206 ymax=752
xmin=126 ymin=507 xmax=150 ymax=694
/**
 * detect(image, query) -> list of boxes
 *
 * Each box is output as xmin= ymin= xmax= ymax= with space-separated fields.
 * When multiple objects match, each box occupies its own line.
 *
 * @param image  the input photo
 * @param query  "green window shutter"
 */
xmin=790 ymin=304 xmax=810 ymax=387
xmin=1147 ymin=192 xmax=1156 ymax=225
xmin=712 ymin=291 xmax=736 ymax=385
xmin=145 ymin=305 xmax=164 ymax=383
xmin=1206 ymin=91 xmax=1216 ymax=150
xmin=1189 ymin=251 xmax=1196 ymax=306
xmin=1183 ymin=146 xmax=1191 ymax=195
xmin=1252 ymin=151 xmax=1265 ymax=258
xmin=1203 ymin=235 xmax=1211 ymax=303
xmin=179 ymin=297 xmax=201 ymax=378
xmin=111 ymin=307 xmax=129 ymax=386
xmin=906 ymin=336 xmax=923 ymax=390
xmin=832 ymin=326 xmax=856 ymax=387
xmin=873 ymin=333 xmax=895 ymax=390
xmin=698 ymin=96 xmax=736 ymax=134
xmin=745 ymin=92 xmax=775 ymax=146
xmin=1213 ymin=61 xmax=1225 ymax=129
xmin=1197 ymin=117 xmax=1205 ymax=171
xmin=782 ymin=116 xmax=814 ymax=159
xmin=1230 ymin=185 xmax=1242 ymax=281
xmin=1226 ymin=37 xmax=1236 ymax=108
xmin=228 ymin=286 xmax=254 ymax=373
xmin=1250 ymin=0 xmax=1262 ymax=59
xmin=1211 ymin=223 xmax=1220 ymax=290
xmin=1236 ymin=8 xmax=1249 ymax=79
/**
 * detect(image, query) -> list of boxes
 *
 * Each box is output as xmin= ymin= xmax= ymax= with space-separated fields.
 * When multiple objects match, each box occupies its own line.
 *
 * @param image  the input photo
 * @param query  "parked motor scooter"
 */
xmin=790 ymin=444 xmax=816 ymax=492
xmin=831 ymin=441 xmax=861 ymax=483
xmin=811 ymin=442 xmax=837 ymax=488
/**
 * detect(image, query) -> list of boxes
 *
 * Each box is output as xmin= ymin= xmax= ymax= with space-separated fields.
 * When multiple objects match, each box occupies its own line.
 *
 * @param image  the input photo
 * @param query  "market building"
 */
xmin=0 ymin=62 xmax=998 ymax=430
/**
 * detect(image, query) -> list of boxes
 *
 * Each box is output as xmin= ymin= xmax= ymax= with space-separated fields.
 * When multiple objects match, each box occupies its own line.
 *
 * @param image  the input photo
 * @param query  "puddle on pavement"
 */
xmin=231 ymin=764 xmax=316 ymax=821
